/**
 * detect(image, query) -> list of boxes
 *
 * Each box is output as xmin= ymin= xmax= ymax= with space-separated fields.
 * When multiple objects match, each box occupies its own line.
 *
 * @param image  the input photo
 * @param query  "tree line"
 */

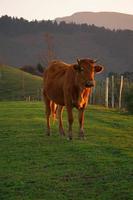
xmin=0 ymin=15 xmax=133 ymax=73
xmin=0 ymin=15 xmax=133 ymax=36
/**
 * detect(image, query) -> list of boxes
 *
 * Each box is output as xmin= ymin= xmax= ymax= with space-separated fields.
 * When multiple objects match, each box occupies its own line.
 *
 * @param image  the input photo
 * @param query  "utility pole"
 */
xmin=40 ymin=33 xmax=55 ymax=66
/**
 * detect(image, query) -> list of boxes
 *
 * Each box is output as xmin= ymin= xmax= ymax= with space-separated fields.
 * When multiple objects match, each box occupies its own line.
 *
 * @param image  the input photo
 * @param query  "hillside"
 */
xmin=0 ymin=65 xmax=42 ymax=100
xmin=0 ymin=16 xmax=133 ymax=73
xmin=56 ymin=12 xmax=133 ymax=30
xmin=0 ymin=101 xmax=133 ymax=199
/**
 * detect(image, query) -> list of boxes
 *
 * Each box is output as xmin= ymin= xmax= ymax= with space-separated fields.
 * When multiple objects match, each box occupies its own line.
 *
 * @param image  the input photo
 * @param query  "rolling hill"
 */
xmin=0 ymin=65 xmax=43 ymax=100
xmin=56 ymin=12 xmax=133 ymax=30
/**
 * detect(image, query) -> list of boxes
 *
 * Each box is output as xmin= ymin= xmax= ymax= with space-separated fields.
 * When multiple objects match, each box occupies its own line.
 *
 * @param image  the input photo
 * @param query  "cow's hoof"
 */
xmin=78 ymin=135 xmax=86 ymax=140
xmin=61 ymin=133 xmax=65 ymax=137
xmin=46 ymin=132 xmax=50 ymax=136
xmin=67 ymin=136 xmax=72 ymax=140
xmin=59 ymin=129 xmax=65 ymax=136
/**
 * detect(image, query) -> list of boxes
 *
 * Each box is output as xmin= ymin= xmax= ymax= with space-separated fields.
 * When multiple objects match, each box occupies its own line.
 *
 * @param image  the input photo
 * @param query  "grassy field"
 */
xmin=0 ymin=65 xmax=42 ymax=100
xmin=0 ymin=101 xmax=133 ymax=200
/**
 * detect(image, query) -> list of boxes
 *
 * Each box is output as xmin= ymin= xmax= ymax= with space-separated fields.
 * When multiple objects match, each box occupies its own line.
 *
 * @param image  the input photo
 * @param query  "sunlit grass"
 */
xmin=0 ymin=101 xmax=133 ymax=200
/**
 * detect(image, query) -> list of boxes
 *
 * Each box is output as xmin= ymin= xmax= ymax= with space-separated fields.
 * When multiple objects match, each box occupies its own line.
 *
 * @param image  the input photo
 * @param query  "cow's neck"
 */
xmin=72 ymin=85 xmax=90 ymax=109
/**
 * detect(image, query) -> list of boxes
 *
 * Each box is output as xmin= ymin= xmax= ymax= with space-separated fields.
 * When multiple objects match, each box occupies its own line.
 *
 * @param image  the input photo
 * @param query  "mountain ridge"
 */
xmin=55 ymin=11 xmax=133 ymax=30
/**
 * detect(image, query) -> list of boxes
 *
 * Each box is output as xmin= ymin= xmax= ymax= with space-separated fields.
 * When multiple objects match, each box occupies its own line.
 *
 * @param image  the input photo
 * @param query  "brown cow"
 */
xmin=43 ymin=58 xmax=104 ymax=140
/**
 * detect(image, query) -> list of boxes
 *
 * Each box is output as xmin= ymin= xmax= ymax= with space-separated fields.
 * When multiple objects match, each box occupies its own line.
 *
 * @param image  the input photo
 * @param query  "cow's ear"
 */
xmin=94 ymin=65 xmax=104 ymax=74
xmin=77 ymin=58 xmax=80 ymax=65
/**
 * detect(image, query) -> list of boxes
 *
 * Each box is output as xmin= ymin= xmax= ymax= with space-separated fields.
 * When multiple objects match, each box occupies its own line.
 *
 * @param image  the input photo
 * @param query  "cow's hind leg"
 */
xmin=58 ymin=105 xmax=65 ymax=136
xmin=66 ymin=106 xmax=73 ymax=140
xmin=50 ymin=101 xmax=57 ymax=121
xmin=43 ymin=92 xmax=51 ymax=136
xmin=78 ymin=108 xmax=85 ymax=139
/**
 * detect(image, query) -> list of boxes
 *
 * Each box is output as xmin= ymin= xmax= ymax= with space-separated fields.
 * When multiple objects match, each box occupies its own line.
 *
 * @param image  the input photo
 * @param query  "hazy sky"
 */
xmin=0 ymin=0 xmax=133 ymax=20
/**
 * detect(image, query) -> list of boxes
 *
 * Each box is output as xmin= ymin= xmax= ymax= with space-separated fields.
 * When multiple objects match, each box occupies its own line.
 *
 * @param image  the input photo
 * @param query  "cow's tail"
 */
xmin=50 ymin=101 xmax=57 ymax=122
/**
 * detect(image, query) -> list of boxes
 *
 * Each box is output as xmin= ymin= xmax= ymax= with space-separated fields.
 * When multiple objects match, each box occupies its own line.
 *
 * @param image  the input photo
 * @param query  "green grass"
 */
xmin=0 ymin=65 xmax=42 ymax=100
xmin=0 ymin=101 xmax=133 ymax=200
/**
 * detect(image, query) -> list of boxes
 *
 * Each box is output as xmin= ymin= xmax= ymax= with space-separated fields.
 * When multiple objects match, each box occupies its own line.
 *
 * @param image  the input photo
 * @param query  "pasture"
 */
xmin=0 ymin=65 xmax=42 ymax=100
xmin=0 ymin=101 xmax=133 ymax=200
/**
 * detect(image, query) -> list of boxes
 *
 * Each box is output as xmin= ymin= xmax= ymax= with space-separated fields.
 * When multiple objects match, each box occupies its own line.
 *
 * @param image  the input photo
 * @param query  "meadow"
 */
xmin=0 ymin=101 xmax=133 ymax=200
xmin=0 ymin=65 xmax=42 ymax=100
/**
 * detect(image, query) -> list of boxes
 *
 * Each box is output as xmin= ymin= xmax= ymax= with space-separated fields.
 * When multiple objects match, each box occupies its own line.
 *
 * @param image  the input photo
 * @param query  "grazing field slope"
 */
xmin=0 ymin=102 xmax=133 ymax=200
xmin=0 ymin=65 xmax=42 ymax=100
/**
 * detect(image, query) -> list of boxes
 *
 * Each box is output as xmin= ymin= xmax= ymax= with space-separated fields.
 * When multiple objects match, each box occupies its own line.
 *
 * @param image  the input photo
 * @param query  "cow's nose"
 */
xmin=85 ymin=81 xmax=95 ymax=87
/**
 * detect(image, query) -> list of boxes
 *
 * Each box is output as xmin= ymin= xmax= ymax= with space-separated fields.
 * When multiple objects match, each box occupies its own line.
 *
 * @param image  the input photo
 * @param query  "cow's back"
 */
xmin=46 ymin=60 xmax=69 ymax=76
xmin=43 ymin=61 xmax=71 ymax=105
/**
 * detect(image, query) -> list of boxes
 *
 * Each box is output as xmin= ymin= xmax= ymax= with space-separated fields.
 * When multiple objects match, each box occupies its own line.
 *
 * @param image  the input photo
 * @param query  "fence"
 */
xmin=90 ymin=75 xmax=132 ymax=109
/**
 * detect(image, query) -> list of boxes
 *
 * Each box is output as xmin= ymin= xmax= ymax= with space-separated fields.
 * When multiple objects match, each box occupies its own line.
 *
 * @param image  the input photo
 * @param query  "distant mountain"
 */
xmin=55 ymin=12 xmax=133 ymax=30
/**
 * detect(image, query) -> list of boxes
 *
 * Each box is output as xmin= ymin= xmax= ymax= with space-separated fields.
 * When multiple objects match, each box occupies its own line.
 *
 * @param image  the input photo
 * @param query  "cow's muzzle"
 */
xmin=85 ymin=81 xmax=95 ymax=88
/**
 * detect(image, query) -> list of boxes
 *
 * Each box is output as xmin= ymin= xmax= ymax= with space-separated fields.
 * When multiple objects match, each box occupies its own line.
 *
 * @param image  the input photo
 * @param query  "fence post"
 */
xmin=41 ymin=88 xmax=43 ymax=101
xmin=28 ymin=96 xmax=31 ymax=102
xmin=111 ymin=75 xmax=115 ymax=108
xmin=105 ymin=77 xmax=109 ymax=108
xmin=22 ymin=71 xmax=25 ymax=100
xmin=119 ymin=75 xmax=124 ymax=109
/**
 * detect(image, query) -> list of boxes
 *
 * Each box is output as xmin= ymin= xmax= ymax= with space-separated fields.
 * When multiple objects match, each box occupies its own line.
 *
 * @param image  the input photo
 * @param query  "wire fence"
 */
xmin=90 ymin=75 xmax=132 ymax=109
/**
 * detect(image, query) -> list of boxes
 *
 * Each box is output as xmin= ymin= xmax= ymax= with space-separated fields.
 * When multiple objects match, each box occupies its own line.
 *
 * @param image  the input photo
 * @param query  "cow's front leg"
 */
xmin=45 ymin=101 xmax=51 ymax=136
xmin=43 ymin=91 xmax=51 ymax=136
xmin=58 ymin=105 xmax=65 ymax=136
xmin=78 ymin=108 xmax=85 ymax=139
xmin=66 ymin=106 xmax=73 ymax=140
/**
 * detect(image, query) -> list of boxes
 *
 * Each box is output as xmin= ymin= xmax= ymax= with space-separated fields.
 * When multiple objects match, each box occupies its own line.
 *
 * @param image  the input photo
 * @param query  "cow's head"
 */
xmin=73 ymin=58 xmax=104 ymax=88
